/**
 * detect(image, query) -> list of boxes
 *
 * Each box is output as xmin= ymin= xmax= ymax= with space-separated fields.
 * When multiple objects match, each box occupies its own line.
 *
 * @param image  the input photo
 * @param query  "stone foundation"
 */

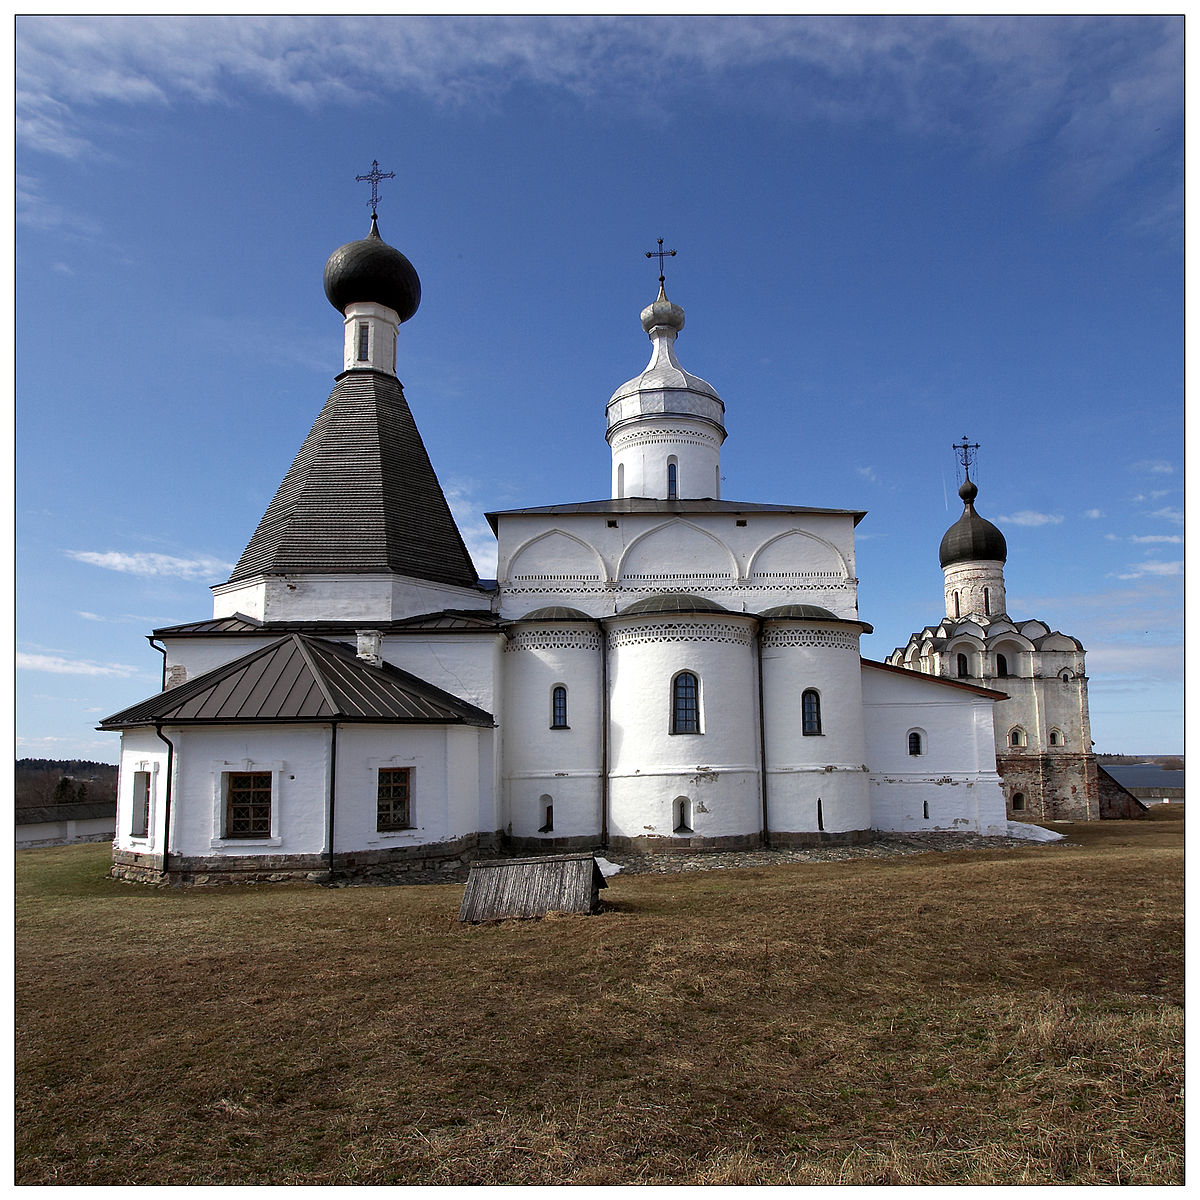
xmin=112 ymin=832 xmax=502 ymax=886
xmin=997 ymin=753 xmax=1099 ymax=821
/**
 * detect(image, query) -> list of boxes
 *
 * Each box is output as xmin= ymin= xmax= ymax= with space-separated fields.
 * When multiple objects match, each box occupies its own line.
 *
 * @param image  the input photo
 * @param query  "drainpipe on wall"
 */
xmin=327 ymin=722 xmax=340 ymax=879
xmin=600 ymin=624 xmax=610 ymax=849
xmin=148 ymin=637 xmax=167 ymax=691
xmin=757 ymin=621 xmax=770 ymax=849
xmin=153 ymin=723 xmax=175 ymax=877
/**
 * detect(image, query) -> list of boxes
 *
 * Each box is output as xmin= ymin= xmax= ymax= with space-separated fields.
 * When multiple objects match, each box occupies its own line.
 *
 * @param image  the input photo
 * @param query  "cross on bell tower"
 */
xmin=954 ymin=435 xmax=981 ymax=480
xmin=356 ymin=159 xmax=395 ymax=217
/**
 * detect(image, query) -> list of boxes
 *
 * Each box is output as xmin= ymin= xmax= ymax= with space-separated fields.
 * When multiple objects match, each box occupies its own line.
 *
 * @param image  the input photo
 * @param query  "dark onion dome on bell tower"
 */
xmin=939 ymin=475 xmax=1007 ymax=568
xmin=323 ymin=215 xmax=421 ymax=321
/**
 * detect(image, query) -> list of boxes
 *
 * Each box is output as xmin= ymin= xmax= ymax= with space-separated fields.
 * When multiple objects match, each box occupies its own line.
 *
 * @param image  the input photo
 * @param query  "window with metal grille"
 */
xmin=802 ymin=689 xmax=822 ymax=736
xmin=357 ymin=322 xmax=370 ymax=361
xmin=377 ymin=767 xmax=412 ymax=831
xmin=226 ymin=772 xmax=272 ymax=838
xmin=671 ymin=671 xmax=700 ymax=734
xmin=551 ymin=685 xmax=568 ymax=729
xmin=131 ymin=770 xmax=151 ymax=837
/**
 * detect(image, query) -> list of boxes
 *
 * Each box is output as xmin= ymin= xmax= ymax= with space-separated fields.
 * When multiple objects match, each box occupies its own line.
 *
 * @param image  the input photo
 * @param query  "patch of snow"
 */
xmin=1006 ymin=821 xmax=1065 ymax=842
xmin=594 ymin=856 xmax=623 ymax=877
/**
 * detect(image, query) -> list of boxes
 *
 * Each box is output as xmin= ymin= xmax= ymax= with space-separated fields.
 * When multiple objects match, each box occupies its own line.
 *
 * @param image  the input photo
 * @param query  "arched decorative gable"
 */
xmin=616 ymin=520 xmax=739 ymax=586
xmin=505 ymin=529 xmax=607 ymax=585
xmin=747 ymin=529 xmax=850 ymax=582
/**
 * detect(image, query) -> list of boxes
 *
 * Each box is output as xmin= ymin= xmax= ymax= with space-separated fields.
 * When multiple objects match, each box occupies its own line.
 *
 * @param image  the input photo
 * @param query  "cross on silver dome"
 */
xmin=644 ymin=237 xmax=677 ymax=285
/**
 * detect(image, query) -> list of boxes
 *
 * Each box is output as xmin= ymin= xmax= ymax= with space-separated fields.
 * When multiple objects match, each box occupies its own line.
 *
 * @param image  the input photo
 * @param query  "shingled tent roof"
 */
xmin=98 ymin=634 xmax=493 ymax=729
xmin=228 ymin=369 xmax=480 ymax=588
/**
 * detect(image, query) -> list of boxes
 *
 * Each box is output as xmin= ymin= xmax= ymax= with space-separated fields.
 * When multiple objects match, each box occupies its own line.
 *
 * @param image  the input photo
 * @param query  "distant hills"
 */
xmin=15 ymin=759 xmax=118 ymax=810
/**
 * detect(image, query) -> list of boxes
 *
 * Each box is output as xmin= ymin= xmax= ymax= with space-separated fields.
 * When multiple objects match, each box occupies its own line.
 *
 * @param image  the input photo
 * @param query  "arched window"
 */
xmin=956 ymin=652 xmax=969 ymax=678
xmin=1012 ymin=792 xmax=1026 ymax=811
xmin=1049 ymin=729 xmax=1064 ymax=747
xmin=1009 ymin=727 xmax=1026 ymax=748
xmin=551 ymin=685 xmax=568 ymax=729
xmin=1061 ymin=671 xmax=1071 ymax=682
xmin=802 ymin=689 xmax=822 ymax=736
xmin=953 ymin=591 xmax=960 ymax=618
xmin=538 ymin=795 xmax=554 ymax=833
xmin=667 ymin=458 xmax=678 ymax=499
xmin=671 ymin=672 xmax=700 ymax=734
xmin=617 ymin=463 xmax=625 ymax=499
xmin=996 ymin=653 xmax=1009 ymax=678
xmin=674 ymin=797 xmax=693 ymax=834
xmin=908 ymin=731 xmax=923 ymax=756
xmin=983 ymin=587 xmax=991 ymax=615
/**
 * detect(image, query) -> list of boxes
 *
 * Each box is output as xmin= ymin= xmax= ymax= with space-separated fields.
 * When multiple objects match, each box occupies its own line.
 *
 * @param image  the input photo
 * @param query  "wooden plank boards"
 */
xmin=458 ymin=853 xmax=607 ymax=922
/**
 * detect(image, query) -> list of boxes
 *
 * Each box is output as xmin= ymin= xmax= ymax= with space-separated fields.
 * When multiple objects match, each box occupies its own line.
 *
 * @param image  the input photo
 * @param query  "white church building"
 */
xmin=103 ymin=210 xmax=1013 ymax=884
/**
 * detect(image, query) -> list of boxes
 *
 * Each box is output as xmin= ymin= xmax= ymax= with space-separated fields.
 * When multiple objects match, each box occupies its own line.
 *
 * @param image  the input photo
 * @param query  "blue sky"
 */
xmin=15 ymin=14 xmax=1184 ymax=761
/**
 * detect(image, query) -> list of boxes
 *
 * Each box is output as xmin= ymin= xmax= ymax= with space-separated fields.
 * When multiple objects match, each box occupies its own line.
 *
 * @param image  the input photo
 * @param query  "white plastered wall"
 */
xmin=861 ymin=665 xmax=1007 ymax=835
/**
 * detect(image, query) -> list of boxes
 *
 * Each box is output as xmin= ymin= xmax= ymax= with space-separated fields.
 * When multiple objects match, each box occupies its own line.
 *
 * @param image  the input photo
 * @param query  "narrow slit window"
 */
xmin=551 ymin=685 xmax=568 ymax=729
xmin=538 ymin=795 xmax=554 ymax=833
xmin=802 ymin=689 xmax=822 ymax=736
xmin=674 ymin=797 xmax=693 ymax=833
xmin=983 ymin=587 xmax=991 ymax=615
xmin=923 ymin=800 xmax=930 ymax=820
xmin=954 ymin=591 xmax=960 ymax=618
xmin=672 ymin=672 xmax=700 ymax=734
xmin=131 ymin=770 xmax=151 ymax=837
xmin=377 ymin=767 xmax=412 ymax=831
xmin=357 ymin=322 xmax=370 ymax=361
xmin=667 ymin=461 xmax=678 ymax=499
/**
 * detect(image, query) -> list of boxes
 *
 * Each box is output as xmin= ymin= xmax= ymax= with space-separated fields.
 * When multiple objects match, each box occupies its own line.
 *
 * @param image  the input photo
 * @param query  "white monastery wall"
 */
xmin=860 ymin=666 xmax=1007 ymax=835
xmin=609 ymin=417 xmax=723 ymax=501
xmin=761 ymin=625 xmax=871 ymax=834
xmin=606 ymin=614 xmax=761 ymax=843
xmin=382 ymin=633 xmax=504 ymax=715
xmin=501 ymin=623 xmax=604 ymax=841
xmin=114 ymin=727 xmax=171 ymax=854
xmin=211 ymin=573 xmax=486 ymax=624
xmin=497 ymin=511 xmax=860 ymax=619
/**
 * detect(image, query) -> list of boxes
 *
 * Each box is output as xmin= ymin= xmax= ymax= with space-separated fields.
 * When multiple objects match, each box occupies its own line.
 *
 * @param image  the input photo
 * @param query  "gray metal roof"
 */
xmin=486 ymin=497 xmax=867 ymax=532
xmin=153 ymin=610 xmax=502 ymax=637
xmin=228 ymin=369 xmax=481 ymax=589
xmin=99 ymin=634 xmax=493 ymax=729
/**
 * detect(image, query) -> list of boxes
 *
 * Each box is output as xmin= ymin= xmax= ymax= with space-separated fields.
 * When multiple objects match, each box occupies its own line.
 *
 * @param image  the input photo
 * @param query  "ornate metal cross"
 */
xmin=645 ymin=237 xmax=677 ymax=284
xmin=954 ymin=435 xmax=981 ymax=477
xmin=356 ymin=160 xmax=395 ymax=216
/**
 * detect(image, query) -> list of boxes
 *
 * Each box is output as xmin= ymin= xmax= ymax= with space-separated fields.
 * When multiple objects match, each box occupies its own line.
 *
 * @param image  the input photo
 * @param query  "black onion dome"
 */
xmin=323 ymin=215 xmax=421 ymax=322
xmin=621 ymin=593 xmax=728 ymax=615
xmin=939 ymin=477 xmax=1007 ymax=568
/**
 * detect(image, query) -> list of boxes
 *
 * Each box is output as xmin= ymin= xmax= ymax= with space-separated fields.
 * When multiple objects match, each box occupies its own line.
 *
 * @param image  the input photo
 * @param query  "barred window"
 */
xmin=671 ymin=671 xmax=700 ymax=734
xmin=131 ymin=770 xmax=151 ymax=837
xmin=377 ymin=767 xmax=413 ymax=831
xmin=802 ymin=689 xmax=822 ymax=736
xmin=357 ymin=322 xmax=370 ymax=361
xmin=551 ymin=685 xmax=568 ymax=729
xmin=226 ymin=772 xmax=272 ymax=838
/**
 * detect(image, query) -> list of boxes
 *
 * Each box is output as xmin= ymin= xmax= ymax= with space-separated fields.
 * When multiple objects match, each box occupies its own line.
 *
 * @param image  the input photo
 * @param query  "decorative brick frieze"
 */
xmin=761 ymin=628 xmax=857 ymax=651
xmin=504 ymin=629 xmax=603 ymax=652
xmin=610 ymin=620 xmax=754 ymax=648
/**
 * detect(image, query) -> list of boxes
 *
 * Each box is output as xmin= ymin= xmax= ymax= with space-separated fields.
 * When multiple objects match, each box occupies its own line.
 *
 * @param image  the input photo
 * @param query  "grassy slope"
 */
xmin=15 ymin=812 xmax=1184 ymax=1185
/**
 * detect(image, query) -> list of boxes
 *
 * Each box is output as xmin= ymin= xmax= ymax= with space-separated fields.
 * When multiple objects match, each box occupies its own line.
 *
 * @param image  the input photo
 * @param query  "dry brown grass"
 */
xmin=15 ymin=814 xmax=1183 ymax=1185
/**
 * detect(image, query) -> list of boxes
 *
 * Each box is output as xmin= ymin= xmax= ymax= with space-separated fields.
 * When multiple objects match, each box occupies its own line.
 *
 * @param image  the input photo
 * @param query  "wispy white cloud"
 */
xmin=17 ymin=651 xmax=142 ymax=677
xmin=998 ymin=510 xmax=1064 ymax=527
xmin=1149 ymin=506 xmax=1184 ymax=526
xmin=1083 ymin=508 xmax=1103 ymax=519
xmin=1130 ymin=458 xmax=1174 ymax=474
xmin=15 ymin=15 xmax=1182 ymax=233
xmin=1116 ymin=559 xmax=1183 ymax=581
xmin=856 ymin=466 xmax=879 ymax=484
xmin=65 ymin=549 xmax=234 ymax=579
xmin=1129 ymin=534 xmax=1183 ymax=544
xmin=443 ymin=480 xmax=498 ymax=578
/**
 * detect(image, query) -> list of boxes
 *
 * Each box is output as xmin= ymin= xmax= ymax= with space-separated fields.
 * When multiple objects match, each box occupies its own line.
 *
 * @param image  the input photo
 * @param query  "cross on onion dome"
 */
xmin=954 ymin=436 xmax=981 ymax=478
xmin=355 ymin=160 xmax=396 ymax=216
xmin=644 ymin=237 xmax=677 ymax=285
